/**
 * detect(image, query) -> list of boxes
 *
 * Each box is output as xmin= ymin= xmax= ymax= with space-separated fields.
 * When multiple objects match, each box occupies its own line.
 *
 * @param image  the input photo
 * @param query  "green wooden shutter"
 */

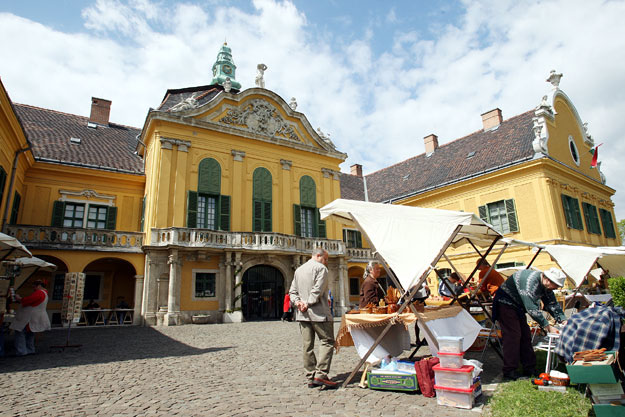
xmin=600 ymin=209 xmax=616 ymax=239
xmin=105 ymin=207 xmax=117 ymax=230
xmin=571 ymin=197 xmax=583 ymax=230
xmin=356 ymin=231 xmax=362 ymax=248
xmin=263 ymin=201 xmax=271 ymax=232
xmin=140 ymin=196 xmax=146 ymax=231
xmin=316 ymin=208 xmax=326 ymax=238
xmin=478 ymin=205 xmax=488 ymax=222
xmin=561 ymin=194 xmax=573 ymax=228
xmin=589 ymin=205 xmax=602 ymax=234
xmin=293 ymin=204 xmax=301 ymax=236
xmin=582 ymin=202 xmax=592 ymax=232
xmin=52 ymin=201 xmax=65 ymax=227
xmin=342 ymin=229 xmax=347 ymax=243
xmin=299 ymin=176 xmax=316 ymax=207
xmin=187 ymin=191 xmax=198 ymax=228
xmin=504 ymin=199 xmax=519 ymax=233
xmin=198 ymin=158 xmax=221 ymax=194
xmin=219 ymin=195 xmax=230 ymax=231
xmin=9 ymin=192 xmax=20 ymax=225
xmin=0 ymin=166 xmax=7 ymax=202
xmin=253 ymin=200 xmax=262 ymax=232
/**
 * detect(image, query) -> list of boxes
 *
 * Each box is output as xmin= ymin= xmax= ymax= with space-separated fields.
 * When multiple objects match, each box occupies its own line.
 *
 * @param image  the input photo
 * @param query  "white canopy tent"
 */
xmin=11 ymin=257 xmax=58 ymax=290
xmin=320 ymin=199 xmax=502 ymax=292
xmin=320 ymin=199 xmax=503 ymax=387
xmin=0 ymin=232 xmax=32 ymax=262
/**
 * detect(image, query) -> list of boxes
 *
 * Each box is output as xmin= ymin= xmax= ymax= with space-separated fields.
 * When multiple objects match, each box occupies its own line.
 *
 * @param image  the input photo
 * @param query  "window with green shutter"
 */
xmin=599 ymin=208 xmax=617 ymax=239
xmin=343 ymin=229 xmax=363 ymax=248
xmin=188 ymin=158 xmax=230 ymax=231
xmin=561 ymin=194 xmax=584 ymax=230
xmin=51 ymin=201 xmax=116 ymax=229
xmin=0 ymin=166 xmax=7 ymax=209
xmin=198 ymin=158 xmax=221 ymax=194
xmin=582 ymin=202 xmax=602 ymax=235
xmin=252 ymin=167 xmax=272 ymax=232
xmin=294 ymin=176 xmax=325 ymax=238
xmin=477 ymin=198 xmax=519 ymax=235
xmin=9 ymin=191 xmax=20 ymax=225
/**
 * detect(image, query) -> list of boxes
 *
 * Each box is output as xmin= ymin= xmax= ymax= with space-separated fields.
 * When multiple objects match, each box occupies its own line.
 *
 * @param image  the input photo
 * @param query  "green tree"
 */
xmin=618 ymin=219 xmax=625 ymax=243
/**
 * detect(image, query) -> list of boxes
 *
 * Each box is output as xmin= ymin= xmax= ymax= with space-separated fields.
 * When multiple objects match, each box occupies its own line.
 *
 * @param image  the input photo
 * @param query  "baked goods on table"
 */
xmin=573 ymin=348 xmax=608 ymax=362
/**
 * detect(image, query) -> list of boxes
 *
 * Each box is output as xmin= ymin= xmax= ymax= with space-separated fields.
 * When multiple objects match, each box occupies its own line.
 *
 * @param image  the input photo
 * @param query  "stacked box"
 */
xmin=367 ymin=369 xmax=418 ymax=392
xmin=433 ymin=384 xmax=478 ymax=409
xmin=438 ymin=352 xmax=464 ymax=369
xmin=438 ymin=336 xmax=464 ymax=353
xmin=433 ymin=364 xmax=474 ymax=389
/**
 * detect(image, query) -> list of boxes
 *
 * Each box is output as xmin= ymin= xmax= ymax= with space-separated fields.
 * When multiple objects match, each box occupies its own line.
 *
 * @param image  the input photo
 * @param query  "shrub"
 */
xmin=608 ymin=276 xmax=625 ymax=308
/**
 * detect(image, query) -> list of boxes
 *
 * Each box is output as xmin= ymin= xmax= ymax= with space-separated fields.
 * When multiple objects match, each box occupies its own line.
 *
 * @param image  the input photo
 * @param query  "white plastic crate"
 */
xmin=434 ymin=384 xmax=477 ymax=409
xmin=437 ymin=336 xmax=464 ymax=353
xmin=432 ymin=364 xmax=474 ymax=389
xmin=438 ymin=351 xmax=464 ymax=369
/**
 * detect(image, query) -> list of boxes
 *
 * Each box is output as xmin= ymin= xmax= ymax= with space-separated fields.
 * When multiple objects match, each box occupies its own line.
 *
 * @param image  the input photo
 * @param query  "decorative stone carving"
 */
xmin=231 ymin=149 xmax=246 ymax=161
xmin=219 ymin=99 xmax=299 ymax=141
xmin=59 ymin=189 xmax=116 ymax=204
xmin=255 ymin=64 xmax=267 ymax=88
xmin=160 ymin=138 xmax=173 ymax=149
xmin=160 ymin=137 xmax=191 ymax=152
xmin=316 ymin=128 xmax=337 ymax=150
xmin=582 ymin=122 xmax=595 ymax=146
xmin=280 ymin=159 xmax=292 ymax=170
xmin=224 ymin=77 xmax=232 ymax=93
xmin=546 ymin=70 xmax=563 ymax=89
xmin=289 ymin=97 xmax=297 ymax=111
xmin=170 ymin=94 xmax=198 ymax=112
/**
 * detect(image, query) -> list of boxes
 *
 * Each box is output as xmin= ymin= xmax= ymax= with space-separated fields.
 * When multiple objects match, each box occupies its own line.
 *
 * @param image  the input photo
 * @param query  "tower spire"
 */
xmin=211 ymin=43 xmax=241 ymax=90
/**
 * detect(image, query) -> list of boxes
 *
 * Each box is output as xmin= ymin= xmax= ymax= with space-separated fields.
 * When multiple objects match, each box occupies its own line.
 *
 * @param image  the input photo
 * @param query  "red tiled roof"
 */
xmin=340 ymin=110 xmax=537 ymax=202
xmin=14 ymin=104 xmax=144 ymax=174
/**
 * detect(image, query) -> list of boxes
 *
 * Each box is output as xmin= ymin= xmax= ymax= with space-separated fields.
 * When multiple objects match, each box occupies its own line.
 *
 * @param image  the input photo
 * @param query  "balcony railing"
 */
xmin=150 ymin=228 xmax=346 ymax=256
xmin=5 ymin=225 xmax=144 ymax=253
xmin=346 ymin=247 xmax=374 ymax=261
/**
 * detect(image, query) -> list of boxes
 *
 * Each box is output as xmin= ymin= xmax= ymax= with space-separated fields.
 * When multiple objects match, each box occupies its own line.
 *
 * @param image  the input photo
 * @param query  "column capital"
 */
xmin=231 ymin=149 xmax=246 ymax=161
xmin=280 ymin=159 xmax=292 ymax=170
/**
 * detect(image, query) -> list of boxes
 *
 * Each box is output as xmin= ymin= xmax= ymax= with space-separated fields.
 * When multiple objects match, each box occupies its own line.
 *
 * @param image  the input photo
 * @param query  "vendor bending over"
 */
xmin=438 ymin=272 xmax=464 ymax=299
xmin=493 ymin=267 xmax=567 ymax=381
xmin=359 ymin=261 xmax=384 ymax=308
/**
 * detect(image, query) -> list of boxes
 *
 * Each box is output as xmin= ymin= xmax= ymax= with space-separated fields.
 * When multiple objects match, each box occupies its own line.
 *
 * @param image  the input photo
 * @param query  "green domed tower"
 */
xmin=210 ymin=42 xmax=241 ymax=90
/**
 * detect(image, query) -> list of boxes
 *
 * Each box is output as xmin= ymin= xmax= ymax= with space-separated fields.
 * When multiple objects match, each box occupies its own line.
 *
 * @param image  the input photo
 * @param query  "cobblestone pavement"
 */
xmin=0 ymin=321 xmax=501 ymax=416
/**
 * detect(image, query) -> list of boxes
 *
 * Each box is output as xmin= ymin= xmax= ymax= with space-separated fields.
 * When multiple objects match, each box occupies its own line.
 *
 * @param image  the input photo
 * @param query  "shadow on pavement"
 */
xmin=0 ymin=326 xmax=232 ymax=373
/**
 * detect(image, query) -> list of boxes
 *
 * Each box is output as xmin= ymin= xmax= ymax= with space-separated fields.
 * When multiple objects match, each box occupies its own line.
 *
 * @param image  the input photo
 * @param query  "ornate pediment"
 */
xmin=218 ymin=99 xmax=300 ymax=142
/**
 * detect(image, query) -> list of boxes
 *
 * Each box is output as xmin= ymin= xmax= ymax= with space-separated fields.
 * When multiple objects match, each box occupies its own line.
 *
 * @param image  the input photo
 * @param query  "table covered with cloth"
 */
xmin=555 ymin=304 xmax=625 ymax=363
xmin=335 ymin=312 xmax=416 ymax=363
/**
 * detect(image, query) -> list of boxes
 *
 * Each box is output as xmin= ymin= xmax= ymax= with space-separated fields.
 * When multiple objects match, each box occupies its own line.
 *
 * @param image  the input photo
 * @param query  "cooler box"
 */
xmin=434 ymin=384 xmax=478 ymax=409
xmin=367 ymin=370 xmax=418 ymax=392
xmin=432 ymin=364 xmax=474 ymax=389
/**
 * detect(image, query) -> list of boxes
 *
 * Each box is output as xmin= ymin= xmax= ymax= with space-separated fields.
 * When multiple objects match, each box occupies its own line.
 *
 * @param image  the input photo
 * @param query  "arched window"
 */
xmin=187 ymin=158 xmax=230 ymax=230
xmin=293 ymin=175 xmax=325 ymax=238
xmin=253 ymin=167 xmax=272 ymax=232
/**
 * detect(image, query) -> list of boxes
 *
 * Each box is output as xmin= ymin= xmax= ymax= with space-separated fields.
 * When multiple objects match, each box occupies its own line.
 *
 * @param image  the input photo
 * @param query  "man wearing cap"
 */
xmin=493 ymin=267 xmax=567 ymax=380
xmin=10 ymin=279 xmax=51 ymax=356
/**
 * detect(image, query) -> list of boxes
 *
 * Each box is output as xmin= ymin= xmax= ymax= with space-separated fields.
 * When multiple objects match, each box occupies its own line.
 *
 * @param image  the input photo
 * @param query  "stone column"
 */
xmin=233 ymin=252 xmax=243 ymax=310
xmin=338 ymin=258 xmax=349 ymax=314
xmin=224 ymin=251 xmax=233 ymax=310
xmin=142 ymin=258 xmax=159 ymax=326
xmin=133 ymin=275 xmax=144 ymax=325
xmin=165 ymin=249 xmax=182 ymax=326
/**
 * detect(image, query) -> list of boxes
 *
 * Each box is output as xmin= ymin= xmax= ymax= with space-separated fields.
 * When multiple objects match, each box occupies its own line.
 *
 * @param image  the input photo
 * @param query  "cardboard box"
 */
xmin=367 ymin=371 xmax=418 ymax=392
xmin=592 ymin=403 xmax=625 ymax=417
xmin=566 ymin=352 xmax=621 ymax=384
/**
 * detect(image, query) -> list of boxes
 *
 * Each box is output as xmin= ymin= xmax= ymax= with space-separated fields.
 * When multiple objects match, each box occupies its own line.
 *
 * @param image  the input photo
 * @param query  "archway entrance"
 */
xmin=242 ymin=265 xmax=284 ymax=321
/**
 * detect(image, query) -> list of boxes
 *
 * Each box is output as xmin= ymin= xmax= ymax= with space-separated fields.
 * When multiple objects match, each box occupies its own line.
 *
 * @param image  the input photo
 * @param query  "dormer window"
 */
xmin=70 ymin=137 xmax=82 ymax=144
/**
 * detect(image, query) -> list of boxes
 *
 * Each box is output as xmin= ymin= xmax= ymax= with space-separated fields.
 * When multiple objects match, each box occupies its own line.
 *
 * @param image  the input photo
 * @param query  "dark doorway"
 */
xmin=242 ymin=265 xmax=284 ymax=321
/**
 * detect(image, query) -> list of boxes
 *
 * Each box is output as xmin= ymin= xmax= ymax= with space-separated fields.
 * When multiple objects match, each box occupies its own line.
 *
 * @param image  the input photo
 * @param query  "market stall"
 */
xmin=0 ymin=232 xmax=31 ymax=262
xmin=320 ymin=199 xmax=503 ymax=387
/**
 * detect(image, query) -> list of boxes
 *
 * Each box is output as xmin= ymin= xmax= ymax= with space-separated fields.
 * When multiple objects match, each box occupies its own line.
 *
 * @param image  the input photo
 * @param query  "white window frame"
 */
xmin=192 ymin=269 xmax=219 ymax=301
xmin=60 ymin=197 xmax=113 ymax=229
xmin=568 ymin=135 xmax=580 ymax=166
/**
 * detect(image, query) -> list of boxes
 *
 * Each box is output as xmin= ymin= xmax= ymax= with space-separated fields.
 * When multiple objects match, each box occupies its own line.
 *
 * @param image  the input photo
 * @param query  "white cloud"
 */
xmin=1 ymin=0 xmax=624 ymax=219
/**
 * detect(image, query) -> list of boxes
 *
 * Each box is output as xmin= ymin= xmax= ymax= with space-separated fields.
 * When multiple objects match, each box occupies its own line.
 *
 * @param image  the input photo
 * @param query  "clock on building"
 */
xmin=222 ymin=65 xmax=232 ymax=75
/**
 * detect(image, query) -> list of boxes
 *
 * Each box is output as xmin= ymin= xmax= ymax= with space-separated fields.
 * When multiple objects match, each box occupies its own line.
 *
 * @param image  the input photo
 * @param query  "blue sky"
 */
xmin=1 ymin=0 xmax=625 ymax=219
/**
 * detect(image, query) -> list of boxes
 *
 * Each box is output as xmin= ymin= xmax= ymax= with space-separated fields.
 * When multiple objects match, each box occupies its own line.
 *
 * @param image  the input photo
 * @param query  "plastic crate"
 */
xmin=434 ymin=384 xmax=477 ymax=409
xmin=432 ymin=364 xmax=474 ymax=389
xmin=438 ymin=351 xmax=464 ymax=369
xmin=437 ymin=336 xmax=464 ymax=353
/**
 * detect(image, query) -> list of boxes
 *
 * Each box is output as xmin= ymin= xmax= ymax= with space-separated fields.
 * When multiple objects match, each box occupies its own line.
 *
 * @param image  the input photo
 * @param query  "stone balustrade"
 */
xmin=346 ymin=247 xmax=374 ymax=261
xmin=5 ymin=225 xmax=144 ymax=253
xmin=150 ymin=228 xmax=346 ymax=256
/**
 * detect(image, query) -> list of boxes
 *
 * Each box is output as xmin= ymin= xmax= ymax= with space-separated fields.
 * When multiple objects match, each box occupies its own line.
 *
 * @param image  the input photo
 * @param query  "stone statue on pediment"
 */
xmin=255 ymin=64 xmax=267 ymax=88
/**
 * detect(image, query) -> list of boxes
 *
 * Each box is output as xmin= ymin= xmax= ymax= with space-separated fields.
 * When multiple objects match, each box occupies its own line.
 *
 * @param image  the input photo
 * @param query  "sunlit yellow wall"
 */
xmin=180 ymin=256 xmax=221 ymax=311
xmin=140 ymin=93 xmax=345 ymax=240
xmin=0 ymin=81 xmax=33 ymax=226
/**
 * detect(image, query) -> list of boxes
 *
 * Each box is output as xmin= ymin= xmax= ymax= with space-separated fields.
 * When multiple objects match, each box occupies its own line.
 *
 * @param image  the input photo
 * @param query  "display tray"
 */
xmin=566 ymin=352 xmax=621 ymax=384
xmin=367 ymin=371 xmax=418 ymax=392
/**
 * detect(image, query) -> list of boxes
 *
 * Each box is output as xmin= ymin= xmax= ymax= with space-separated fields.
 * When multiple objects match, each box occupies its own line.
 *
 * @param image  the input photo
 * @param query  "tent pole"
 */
xmin=450 ymin=237 xmax=502 ymax=306
xmin=526 ymin=248 xmax=542 ymax=268
xmin=468 ymin=242 xmax=508 ymax=301
xmin=563 ymin=262 xmax=597 ymax=310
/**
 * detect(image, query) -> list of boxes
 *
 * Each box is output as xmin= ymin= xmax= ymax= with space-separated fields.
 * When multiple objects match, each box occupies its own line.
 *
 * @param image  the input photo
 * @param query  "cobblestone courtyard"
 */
xmin=1 ymin=321 xmax=497 ymax=416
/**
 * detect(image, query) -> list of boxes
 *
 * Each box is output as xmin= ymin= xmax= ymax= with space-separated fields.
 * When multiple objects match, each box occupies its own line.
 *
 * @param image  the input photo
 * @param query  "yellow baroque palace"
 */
xmin=0 ymin=46 xmax=619 ymax=325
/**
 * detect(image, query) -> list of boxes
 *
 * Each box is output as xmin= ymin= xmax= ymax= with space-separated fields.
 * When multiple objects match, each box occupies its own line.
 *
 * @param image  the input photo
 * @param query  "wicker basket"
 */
xmin=372 ymin=306 xmax=388 ymax=314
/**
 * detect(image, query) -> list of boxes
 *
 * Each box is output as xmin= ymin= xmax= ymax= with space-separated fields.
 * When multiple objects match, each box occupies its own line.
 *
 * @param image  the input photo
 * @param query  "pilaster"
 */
xmin=165 ymin=249 xmax=182 ymax=326
xmin=133 ymin=275 xmax=144 ymax=325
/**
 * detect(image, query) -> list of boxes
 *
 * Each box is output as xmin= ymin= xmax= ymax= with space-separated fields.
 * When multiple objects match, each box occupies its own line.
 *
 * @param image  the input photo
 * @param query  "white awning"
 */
xmin=0 ymin=232 xmax=32 ymax=261
xmin=320 ymin=199 xmax=502 ymax=290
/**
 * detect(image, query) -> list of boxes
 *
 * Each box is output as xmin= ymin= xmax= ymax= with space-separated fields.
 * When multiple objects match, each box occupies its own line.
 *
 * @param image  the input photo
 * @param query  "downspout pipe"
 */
xmin=1 ymin=146 xmax=31 ymax=232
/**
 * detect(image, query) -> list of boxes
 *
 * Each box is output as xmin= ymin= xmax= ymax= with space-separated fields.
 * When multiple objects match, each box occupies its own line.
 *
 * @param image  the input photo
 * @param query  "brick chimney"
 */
xmin=481 ymin=108 xmax=503 ymax=130
xmin=424 ymin=134 xmax=439 ymax=155
xmin=350 ymin=164 xmax=363 ymax=177
xmin=89 ymin=97 xmax=112 ymax=126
